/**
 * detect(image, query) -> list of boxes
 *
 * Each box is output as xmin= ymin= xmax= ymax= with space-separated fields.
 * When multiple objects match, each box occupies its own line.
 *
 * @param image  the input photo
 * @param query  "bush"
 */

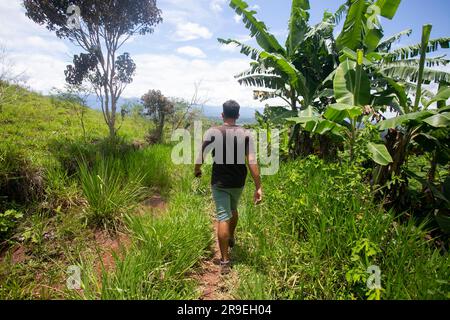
xmin=125 ymin=145 xmax=172 ymax=192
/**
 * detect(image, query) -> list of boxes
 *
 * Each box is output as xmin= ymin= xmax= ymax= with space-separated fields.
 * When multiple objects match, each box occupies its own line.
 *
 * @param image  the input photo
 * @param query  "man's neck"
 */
xmin=223 ymin=119 xmax=237 ymax=126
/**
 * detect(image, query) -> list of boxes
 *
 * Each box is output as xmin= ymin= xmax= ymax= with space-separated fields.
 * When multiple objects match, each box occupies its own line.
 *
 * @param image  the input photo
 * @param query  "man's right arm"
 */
xmin=246 ymin=135 xmax=262 ymax=204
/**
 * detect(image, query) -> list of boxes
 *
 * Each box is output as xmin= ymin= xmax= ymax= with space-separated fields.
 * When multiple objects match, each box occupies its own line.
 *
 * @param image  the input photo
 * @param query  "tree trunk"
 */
xmin=157 ymin=113 xmax=165 ymax=143
xmin=373 ymin=128 xmax=409 ymax=210
xmin=319 ymin=135 xmax=338 ymax=161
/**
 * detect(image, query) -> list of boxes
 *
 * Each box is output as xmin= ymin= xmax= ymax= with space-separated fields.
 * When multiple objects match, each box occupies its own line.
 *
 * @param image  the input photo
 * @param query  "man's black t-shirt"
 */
xmin=201 ymin=125 xmax=255 ymax=188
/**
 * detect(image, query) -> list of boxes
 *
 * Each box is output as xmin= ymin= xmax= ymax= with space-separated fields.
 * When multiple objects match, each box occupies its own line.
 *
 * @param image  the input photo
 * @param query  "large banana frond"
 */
xmin=377 ymin=29 xmax=412 ymax=52
xmin=314 ymin=3 xmax=347 ymax=40
xmin=217 ymin=38 xmax=261 ymax=60
xmin=380 ymin=65 xmax=450 ymax=84
xmin=381 ymin=56 xmax=449 ymax=69
xmin=401 ymin=81 xmax=435 ymax=98
xmin=237 ymin=74 xmax=287 ymax=91
xmin=329 ymin=4 xmax=347 ymax=25
xmin=286 ymin=0 xmax=310 ymax=56
xmin=383 ymin=37 xmax=450 ymax=62
xmin=235 ymin=62 xmax=278 ymax=79
xmin=259 ymin=51 xmax=310 ymax=104
xmin=229 ymin=0 xmax=285 ymax=55
xmin=336 ymin=0 xmax=368 ymax=51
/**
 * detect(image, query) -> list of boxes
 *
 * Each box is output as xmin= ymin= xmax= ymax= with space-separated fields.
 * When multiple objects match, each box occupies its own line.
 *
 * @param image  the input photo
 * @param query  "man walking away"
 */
xmin=194 ymin=100 xmax=262 ymax=275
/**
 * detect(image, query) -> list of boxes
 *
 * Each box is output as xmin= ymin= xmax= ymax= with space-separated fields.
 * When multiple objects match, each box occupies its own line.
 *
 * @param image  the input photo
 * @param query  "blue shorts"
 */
xmin=211 ymin=186 xmax=244 ymax=222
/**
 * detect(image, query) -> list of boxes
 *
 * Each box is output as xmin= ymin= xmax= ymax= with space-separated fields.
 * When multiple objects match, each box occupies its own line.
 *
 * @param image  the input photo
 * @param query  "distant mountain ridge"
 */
xmin=84 ymin=95 xmax=263 ymax=124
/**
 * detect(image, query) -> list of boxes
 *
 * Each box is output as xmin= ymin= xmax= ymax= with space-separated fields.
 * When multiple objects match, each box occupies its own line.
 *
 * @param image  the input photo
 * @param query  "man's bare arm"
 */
xmin=194 ymin=140 xmax=210 ymax=177
xmin=247 ymin=152 xmax=262 ymax=204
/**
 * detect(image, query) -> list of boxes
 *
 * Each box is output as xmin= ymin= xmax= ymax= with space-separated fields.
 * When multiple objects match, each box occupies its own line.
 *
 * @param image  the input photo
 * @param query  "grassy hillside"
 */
xmin=0 ymin=87 xmax=149 ymax=167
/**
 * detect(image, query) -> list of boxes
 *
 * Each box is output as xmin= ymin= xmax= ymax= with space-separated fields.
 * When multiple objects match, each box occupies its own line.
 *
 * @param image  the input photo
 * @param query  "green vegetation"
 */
xmin=1 ymin=0 xmax=449 ymax=301
xmin=230 ymin=158 xmax=449 ymax=300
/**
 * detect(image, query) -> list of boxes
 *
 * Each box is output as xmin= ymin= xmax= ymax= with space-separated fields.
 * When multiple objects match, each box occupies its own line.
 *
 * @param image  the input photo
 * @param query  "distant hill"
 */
xmin=84 ymin=95 xmax=263 ymax=124
xmin=193 ymin=105 xmax=264 ymax=124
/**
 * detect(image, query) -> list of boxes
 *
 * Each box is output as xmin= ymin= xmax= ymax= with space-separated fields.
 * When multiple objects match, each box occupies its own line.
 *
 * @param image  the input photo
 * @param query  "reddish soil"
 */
xmin=93 ymin=229 xmax=131 ymax=273
xmin=0 ymin=244 xmax=29 ymax=264
xmin=142 ymin=194 xmax=168 ymax=211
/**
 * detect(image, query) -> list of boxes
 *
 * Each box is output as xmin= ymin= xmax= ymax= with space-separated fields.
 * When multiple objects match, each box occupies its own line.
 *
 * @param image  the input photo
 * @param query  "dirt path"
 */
xmin=196 ymin=221 xmax=235 ymax=300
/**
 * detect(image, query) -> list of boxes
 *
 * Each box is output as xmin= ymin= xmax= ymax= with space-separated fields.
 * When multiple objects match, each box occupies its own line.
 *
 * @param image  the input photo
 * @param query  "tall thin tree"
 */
xmin=23 ymin=0 xmax=163 ymax=139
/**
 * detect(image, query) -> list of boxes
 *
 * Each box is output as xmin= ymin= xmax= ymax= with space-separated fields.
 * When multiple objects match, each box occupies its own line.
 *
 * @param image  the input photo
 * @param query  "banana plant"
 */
xmin=287 ymin=50 xmax=393 ymax=165
xmin=218 ymin=0 xmax=344 ymax=112
xmin=218 ymin=0 xmax=346 ymax=156
xmin=372 ymin=25 xmax=450 ymax=218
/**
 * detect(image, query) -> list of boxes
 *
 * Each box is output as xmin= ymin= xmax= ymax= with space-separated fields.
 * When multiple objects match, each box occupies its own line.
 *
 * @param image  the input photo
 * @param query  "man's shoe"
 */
xmin=220 ymin=260 xmax=231 ymax=275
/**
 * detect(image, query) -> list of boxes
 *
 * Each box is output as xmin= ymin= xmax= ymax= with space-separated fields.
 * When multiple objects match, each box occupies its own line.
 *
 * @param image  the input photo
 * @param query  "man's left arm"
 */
xmin=194 ymin=130 xmax=213 ymax=177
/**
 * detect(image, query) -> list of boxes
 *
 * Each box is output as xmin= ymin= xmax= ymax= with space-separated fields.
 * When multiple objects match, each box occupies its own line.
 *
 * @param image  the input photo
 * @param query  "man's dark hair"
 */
xmin=223 ymin=100 xmax=240 ymax=119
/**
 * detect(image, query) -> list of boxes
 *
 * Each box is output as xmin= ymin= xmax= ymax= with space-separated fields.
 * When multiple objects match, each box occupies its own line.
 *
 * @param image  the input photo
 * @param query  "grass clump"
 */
xmin=78 ymin=156 xmax=147 ymax=228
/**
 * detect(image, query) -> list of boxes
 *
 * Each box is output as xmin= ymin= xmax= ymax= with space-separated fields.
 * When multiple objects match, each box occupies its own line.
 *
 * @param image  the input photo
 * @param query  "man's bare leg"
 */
xmin=218 ymin=220 xmax=231 ymax=262
xmin=230 ymin=210 xmax=238 ymax=239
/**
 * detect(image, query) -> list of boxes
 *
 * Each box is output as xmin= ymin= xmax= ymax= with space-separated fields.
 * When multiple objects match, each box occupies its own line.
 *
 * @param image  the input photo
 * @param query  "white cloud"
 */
xmin=177 ymin=46 xmax=207 ymax=58
xmin=11 ymin=53 xmax=67 ymax=92
xmin=219 ymin=42 xmax=239 ymax=53
xmin=234 ymin=14 xmax=242 ymax=24
xmin=0 ymin=0 xmax=71 ymax=93
xmin=125 ymin=53 xmax=271 ymax=108
xmin=173 ymin=22 xmax=213 ymax=41
xmin=210 ymin=0 xmax=227 ymax=13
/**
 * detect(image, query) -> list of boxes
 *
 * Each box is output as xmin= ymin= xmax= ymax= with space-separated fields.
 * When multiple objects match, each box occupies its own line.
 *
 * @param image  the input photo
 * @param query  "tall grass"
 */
xmin=232 ymin=156 xmax=450 ymax=300
xmin=77 ymin=166 xmax=213 ymax=300
xmin=77 ymin=144 xmax=174 ymax=227
xmin=124 ymin=145 xmax=172 ymax=192
xmin=78 ymin=156 xmax=146 ymax=227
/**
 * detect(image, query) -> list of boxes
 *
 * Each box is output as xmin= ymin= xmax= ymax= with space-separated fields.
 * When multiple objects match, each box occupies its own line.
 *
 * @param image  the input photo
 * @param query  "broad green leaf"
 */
xmin=423 ymin=112 xmax=450 ymax=128
xmin=314 ymin=119 xmax=344 ymax=135
xmin=425 ymin=85 xmax=450 ymax=108
xmin=259 ymin=51 xmax=310 ymax=103
xmin=286 ymin=0 xmax=310 ymax=55
xmin=333 ymin=59 xmax=371 ymax=106
xmin=336 ymin=0 xmax=368 ymax=51
xmin=375 ymin=0 xmax=401 ymax=19
xmin=377 ymin=110 xmax=435 ymax=130
xmin=385 ymin=77 xmax=408 ymax=112
xmin=367 ymin=142 xmax=393 ymax=166
xmin=383 ymin=37 xmax=450 ymax=62
xmin=324 ymin=103 xmax=362 ymax=122
xmin=377 ymin=29 xmax=412 ymax=51
xmin=230 ymin=0 xmax=285 ymax=55
xmin=365 ymin=28 xmax=384 ymax=53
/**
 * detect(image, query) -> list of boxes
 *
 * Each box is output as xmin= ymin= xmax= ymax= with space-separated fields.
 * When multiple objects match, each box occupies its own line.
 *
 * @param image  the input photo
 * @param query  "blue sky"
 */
xmin=0 ymin=0 xmax=449 ymax=108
